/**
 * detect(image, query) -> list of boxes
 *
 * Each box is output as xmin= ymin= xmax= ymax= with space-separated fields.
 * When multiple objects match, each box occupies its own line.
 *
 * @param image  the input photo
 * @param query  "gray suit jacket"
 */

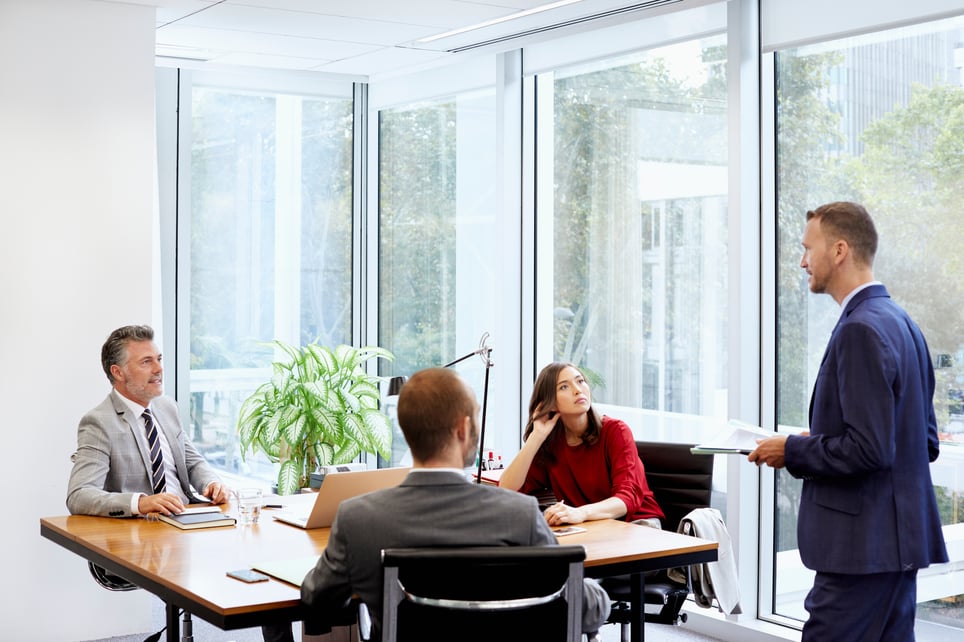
xmin=66 ymin=391 xmax=220 ymax=517
xmin=299 ymin=469 xmax=609 ymax=639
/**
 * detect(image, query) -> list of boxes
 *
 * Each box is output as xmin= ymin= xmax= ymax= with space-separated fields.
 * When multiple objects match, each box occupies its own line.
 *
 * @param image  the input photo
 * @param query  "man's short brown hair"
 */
xmin=806 ymin=201 xmax=878 ymax=267
xmin=396 ymin=368 xmax=477 ymax=462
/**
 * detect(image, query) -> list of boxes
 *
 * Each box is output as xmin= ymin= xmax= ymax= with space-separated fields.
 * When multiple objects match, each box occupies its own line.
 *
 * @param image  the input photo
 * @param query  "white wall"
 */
xmin=0 ymin=1 xmax=158 ymax=639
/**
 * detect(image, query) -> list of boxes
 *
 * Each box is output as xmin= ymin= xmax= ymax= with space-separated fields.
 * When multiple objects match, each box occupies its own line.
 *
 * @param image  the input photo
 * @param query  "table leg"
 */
xmin=165 ymin=602 xmax=180 ymax=642
xmin=630 ymin=572 xmax=644 ymax=642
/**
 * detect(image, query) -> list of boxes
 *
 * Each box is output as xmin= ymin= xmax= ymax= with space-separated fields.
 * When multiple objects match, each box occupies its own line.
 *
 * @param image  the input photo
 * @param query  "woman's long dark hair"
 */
xmin=524 ymin=362 xmax=602 ymax=466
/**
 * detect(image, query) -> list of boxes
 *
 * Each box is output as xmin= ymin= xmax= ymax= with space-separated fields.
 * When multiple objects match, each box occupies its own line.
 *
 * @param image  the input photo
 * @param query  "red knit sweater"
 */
xmin=520 ymin=416 xmax=665 ymax=522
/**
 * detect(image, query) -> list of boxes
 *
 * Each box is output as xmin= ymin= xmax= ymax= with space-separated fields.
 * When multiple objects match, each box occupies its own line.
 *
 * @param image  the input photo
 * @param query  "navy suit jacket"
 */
xmin=785 ymin=284 xmax=947 ymax=574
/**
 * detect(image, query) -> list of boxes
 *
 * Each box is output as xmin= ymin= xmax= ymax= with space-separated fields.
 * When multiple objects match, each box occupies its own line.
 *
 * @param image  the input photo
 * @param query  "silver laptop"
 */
xmin=271 ymin=466 xmax=410 ymax=529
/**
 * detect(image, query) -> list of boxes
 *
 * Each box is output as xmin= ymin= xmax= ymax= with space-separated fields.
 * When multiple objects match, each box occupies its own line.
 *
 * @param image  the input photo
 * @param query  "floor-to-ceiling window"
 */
xmin=527 ymin=1 xmax=732 ymax=477
xmin=536 ymin=35 xmax=728 ymax=417
xmin=768 ymin=4 xmax=964 ymax=634
xmin=168 ymin=70 xmax=355 ymax=485
xmin=373 ymin=57 xmax=523 ymax=467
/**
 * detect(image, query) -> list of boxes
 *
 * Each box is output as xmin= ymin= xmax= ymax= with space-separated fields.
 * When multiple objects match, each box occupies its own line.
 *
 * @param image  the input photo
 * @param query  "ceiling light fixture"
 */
xmin=416 ymin=0 xmax=586 ymax=44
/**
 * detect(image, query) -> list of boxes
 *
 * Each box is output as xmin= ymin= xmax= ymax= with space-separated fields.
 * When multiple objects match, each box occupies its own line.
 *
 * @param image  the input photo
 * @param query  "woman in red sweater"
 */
xmin=500 ymin=362 xmax=665 ymax=527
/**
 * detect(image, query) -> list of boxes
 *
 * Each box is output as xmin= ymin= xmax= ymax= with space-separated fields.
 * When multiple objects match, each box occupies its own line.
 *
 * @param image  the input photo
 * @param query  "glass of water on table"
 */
xmin=235 ymin=487 xmax=263 ymax=525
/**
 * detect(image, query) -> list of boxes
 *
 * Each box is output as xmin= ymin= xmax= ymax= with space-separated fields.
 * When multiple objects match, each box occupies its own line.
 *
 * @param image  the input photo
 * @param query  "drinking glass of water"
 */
xmin=236 ymin=487 xmax=263 ymax=525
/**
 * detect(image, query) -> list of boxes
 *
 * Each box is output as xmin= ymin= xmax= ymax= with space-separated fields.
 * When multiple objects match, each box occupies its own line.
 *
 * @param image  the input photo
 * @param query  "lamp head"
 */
xmin=387 ymin=375 xmax=407 ymax=396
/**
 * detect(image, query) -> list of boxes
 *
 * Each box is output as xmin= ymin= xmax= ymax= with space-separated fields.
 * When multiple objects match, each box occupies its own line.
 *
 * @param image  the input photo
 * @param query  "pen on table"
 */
xmin=262 ymin=504 xmax=283 ymax=509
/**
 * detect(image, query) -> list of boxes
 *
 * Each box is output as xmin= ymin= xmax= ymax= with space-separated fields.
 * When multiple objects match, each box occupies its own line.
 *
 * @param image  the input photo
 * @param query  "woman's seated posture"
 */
xmin=500 ymin=362 xmax=664 ymax=528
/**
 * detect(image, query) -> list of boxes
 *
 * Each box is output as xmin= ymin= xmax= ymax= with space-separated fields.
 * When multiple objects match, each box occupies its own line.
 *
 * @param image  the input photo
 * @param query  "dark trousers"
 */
xmin=802 ymin=569 xmax=918 ymax=642
xmin=261 ymin=624 xmax=295 ymax=642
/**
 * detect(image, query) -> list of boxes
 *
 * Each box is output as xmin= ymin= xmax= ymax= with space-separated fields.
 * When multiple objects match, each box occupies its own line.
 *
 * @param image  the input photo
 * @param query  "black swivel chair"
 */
xmin=88 ymin=562 xmax=201 ymax=639
xmin=380 ymin=545 xmax=586 ymax=642
xmin=601 ymin=441 xmax=714 ymax=641
xmin=88 ymin=562 xmax=138 ymax=591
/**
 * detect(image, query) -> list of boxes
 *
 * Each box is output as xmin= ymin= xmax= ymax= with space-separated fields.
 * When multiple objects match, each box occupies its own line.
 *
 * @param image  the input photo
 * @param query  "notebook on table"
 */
xmin=252 ymin=555 xmax=319 ymax=587
xmin=271 ymin=466 xmax=411 ymax=529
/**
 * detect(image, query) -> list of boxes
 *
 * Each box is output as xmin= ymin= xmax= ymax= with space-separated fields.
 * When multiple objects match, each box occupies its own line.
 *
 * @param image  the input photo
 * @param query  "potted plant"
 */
xmin=237 ymin=340 xmax=395 ymax=495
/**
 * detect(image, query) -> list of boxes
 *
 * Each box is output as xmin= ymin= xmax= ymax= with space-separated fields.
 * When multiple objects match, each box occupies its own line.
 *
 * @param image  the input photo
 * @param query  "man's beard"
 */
xmin=463 ymin=418 xmax=480 ymax=468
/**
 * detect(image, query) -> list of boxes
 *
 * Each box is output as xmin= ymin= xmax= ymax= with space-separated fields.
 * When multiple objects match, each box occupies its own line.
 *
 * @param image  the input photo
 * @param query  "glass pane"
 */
xmin=378 ymin=99 xmax=458 ymax=376
xmin=189 ymin=86 xmax=353 ymax=485
xmin=378 ymin=90 xmax=499 ymax=467
xmin=545 ymin=35 xmax=729 ymax=418
xmin=774 ymin=15 xmax=964 ymax=632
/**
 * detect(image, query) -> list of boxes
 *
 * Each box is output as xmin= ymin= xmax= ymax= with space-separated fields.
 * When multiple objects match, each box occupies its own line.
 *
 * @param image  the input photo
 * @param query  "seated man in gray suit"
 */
xmin=67 ymin=324 xmax=229 ymax=518
xmin=263 ymin=367 xmax=610 ymax=642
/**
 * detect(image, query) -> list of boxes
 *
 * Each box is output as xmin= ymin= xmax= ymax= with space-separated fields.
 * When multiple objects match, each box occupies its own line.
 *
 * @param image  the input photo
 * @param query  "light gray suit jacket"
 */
xmin=66 ymin=391 xmax=220 ymax=517
xmin=299 ymin=470 xmax=610 ymax=639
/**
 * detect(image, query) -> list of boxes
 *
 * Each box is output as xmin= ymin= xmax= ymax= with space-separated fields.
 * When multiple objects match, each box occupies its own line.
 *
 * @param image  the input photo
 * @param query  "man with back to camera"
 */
xmin=67 ymin=324 xmax=229 ymax=518
xmin=749 ymin=202 xmax=948 ymax=641
xmin=263 ymin=367 xmax=611 ymax=642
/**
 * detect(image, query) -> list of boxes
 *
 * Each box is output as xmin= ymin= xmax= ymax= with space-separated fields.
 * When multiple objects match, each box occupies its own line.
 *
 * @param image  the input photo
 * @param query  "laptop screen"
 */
xmin=272 ymin=466 xmax=411 ymax=529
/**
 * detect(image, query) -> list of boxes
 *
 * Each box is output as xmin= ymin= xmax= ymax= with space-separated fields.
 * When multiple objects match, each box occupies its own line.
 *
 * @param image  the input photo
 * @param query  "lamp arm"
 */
xmin=442 ymin=350 xmax=482 ymax=368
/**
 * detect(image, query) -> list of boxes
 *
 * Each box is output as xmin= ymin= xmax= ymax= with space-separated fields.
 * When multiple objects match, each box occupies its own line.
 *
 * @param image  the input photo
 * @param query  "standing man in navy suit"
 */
xmin=750 ymin=202 xmax=948 ymax=641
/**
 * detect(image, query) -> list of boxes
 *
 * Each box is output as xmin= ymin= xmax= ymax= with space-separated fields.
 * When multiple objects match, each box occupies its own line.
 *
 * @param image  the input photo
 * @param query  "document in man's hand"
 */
xmin=691 ymin=420 xmax=773 ymax=455
xmin=157 ymin=510 xmax=237 ymax=530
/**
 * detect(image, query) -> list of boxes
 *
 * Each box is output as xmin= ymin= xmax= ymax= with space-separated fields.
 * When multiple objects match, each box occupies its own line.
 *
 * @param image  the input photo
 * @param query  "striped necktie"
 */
xmin=142 ymin=409 xmax=166 ymax=494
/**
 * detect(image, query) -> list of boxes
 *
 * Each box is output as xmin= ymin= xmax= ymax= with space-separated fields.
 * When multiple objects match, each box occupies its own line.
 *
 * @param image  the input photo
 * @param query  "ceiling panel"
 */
xmin=98 ymin=1 xmax=706 ymax=78
xmin=224 ymin=0 xmax=529 ymax=28
xmin=313 ymin=43 xmax=456 ymax=76
xmin=165 ymin=4 xmax=440 ymax=44
xmin=160 ymin=24 xmax=379 ymax=59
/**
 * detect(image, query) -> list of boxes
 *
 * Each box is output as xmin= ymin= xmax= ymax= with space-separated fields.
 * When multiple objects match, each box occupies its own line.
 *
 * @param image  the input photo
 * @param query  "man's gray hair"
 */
xmin=101 ymin=325 xmax=154 ymax=384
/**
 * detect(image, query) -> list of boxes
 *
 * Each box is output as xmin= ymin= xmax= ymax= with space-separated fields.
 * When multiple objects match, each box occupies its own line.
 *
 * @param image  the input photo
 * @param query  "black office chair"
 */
xmin=88 ymin=562 xmax=138 ymax=591
xmin=380 ymin=545 xmax=586 ymax=642
xmin=601 ymin=441 xmax=714 ymax=641
xmin=87 ymin=562 xmax=202 ymax=641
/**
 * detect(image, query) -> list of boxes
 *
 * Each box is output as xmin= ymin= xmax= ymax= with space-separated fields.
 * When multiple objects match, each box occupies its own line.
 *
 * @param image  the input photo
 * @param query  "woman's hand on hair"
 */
xmin=530 ymin=405 xmax=559 ymax=442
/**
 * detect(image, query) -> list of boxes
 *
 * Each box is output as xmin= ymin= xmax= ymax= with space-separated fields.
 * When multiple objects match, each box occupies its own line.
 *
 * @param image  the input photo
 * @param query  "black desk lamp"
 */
xmin=442 ymin=332 xmax=494 ymax=484
xmin=385 ymin=332 xmax=494 ymax=484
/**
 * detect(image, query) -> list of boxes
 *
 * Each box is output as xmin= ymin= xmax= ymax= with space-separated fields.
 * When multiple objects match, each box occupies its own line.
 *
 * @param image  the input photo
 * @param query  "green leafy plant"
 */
xmin=237 ymin=341 xmax=394 ymax=495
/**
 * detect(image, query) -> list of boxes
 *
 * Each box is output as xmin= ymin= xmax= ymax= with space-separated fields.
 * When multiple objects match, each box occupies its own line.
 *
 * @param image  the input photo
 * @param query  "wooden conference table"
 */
xmin=40 ymin=499 xmax=717 ymax=642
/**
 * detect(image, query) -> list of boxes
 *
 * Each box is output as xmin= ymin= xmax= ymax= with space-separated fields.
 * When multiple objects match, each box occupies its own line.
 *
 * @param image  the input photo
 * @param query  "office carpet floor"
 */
xmin=84 ymin=596 xmax=724 ymax=642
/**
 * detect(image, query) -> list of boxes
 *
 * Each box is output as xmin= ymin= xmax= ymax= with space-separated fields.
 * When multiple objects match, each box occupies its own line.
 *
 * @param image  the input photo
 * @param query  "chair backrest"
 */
xmin=381 ymin=545 xmax=585 ymax=642
xmin=637 ymin=441 xmax=714 ymax=532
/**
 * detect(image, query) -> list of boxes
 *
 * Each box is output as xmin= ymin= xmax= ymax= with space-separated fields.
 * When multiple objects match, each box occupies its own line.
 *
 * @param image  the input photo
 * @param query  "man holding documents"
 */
xmin=67 ymin=324 xmax=228 ymax=518
xmin=263 ymin=367 xmax=610 ymax=642
xmin=749 ymin=202 xmax=947 ymax=642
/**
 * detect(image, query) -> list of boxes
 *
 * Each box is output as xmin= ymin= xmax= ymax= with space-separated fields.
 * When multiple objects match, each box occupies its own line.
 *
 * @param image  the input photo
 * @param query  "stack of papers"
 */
xmin=474 ymin=468 xmax=504 ymax=486
xmin=691 ymin=420 xmax=773 ymax=455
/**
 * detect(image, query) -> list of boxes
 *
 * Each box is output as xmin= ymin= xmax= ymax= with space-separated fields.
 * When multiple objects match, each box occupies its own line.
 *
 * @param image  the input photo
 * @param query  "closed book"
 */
xmin=158 ymin=511 xmax=236 ymax=530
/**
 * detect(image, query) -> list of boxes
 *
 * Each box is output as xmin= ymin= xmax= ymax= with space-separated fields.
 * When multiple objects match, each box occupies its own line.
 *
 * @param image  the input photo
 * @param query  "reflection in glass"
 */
xmin=545 ymin=36 xmax=728 ymax=418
